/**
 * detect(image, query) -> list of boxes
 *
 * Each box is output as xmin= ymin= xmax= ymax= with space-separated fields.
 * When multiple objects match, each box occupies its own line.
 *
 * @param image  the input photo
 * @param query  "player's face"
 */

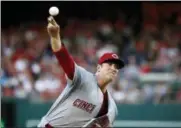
xmin=98 ymin=61 xmax=119 ymax=82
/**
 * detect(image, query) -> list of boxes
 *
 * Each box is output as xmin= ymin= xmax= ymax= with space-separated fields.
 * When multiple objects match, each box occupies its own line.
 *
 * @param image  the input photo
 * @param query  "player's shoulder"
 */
xmin=76 ymin=64 xmax=94 ymax=77
xmin=75 ymin=64 xmax=96 ymax=84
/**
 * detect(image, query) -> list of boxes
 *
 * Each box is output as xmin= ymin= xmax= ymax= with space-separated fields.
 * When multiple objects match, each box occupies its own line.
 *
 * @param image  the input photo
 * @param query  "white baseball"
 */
xmin=49 ymin=6 xmax=59 ymax=16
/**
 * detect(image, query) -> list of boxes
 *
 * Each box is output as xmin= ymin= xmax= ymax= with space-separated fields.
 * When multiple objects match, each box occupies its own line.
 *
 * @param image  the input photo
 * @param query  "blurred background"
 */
xmin=1 ymin=1 xmax=181 ymax=128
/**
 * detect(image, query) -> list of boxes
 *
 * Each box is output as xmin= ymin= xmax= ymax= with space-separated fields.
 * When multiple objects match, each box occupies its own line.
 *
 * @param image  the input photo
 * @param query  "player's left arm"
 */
xmin=47 ymin=16 xmax=75 ymax=81
xmin=47 ymin=16 xmax=90 ymax=87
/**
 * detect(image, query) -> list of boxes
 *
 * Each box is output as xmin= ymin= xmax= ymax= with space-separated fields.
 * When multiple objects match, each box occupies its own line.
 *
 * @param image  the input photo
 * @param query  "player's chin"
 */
xmin=107 ymin=75 xmax=115 ymax=82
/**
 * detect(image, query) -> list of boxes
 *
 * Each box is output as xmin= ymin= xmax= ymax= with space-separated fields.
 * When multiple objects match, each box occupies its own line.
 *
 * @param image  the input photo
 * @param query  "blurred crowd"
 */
xmin=1 ymin=12 xmax=181 ymax=104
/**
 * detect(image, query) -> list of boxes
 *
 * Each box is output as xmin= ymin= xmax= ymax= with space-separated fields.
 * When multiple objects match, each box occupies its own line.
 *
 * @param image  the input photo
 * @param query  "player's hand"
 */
xmin=47 ymin=16 xmax=60 ymax=38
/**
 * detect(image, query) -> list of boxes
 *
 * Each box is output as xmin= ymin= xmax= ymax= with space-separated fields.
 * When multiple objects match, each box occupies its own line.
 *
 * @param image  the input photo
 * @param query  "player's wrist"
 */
xmin=51 ymin=35 xmax=62 ymax=51
xmin=50 ymin=33 xmax=60 ymax=39
xmin=51 ymin=35 xmax=61 ymax=42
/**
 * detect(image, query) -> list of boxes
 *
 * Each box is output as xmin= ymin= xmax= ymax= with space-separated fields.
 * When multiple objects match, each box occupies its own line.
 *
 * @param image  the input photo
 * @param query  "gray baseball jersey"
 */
xmin=38 ymin=63 xmax=118 ymax=127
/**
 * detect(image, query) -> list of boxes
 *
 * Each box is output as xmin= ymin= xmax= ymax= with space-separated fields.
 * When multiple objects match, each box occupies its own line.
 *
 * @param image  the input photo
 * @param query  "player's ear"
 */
xmin=97 ymin=64 xmax=101 ymax=72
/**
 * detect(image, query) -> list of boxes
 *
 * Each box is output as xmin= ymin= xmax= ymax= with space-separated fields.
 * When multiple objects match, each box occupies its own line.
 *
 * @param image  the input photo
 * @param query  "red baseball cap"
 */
xmin=98 ymin=53 xmax=125 ymax=69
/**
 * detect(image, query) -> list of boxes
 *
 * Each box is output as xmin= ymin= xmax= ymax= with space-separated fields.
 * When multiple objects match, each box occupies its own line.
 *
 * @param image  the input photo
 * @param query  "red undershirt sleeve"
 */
xmin=53 ymin=44 xmax=75 ymax=80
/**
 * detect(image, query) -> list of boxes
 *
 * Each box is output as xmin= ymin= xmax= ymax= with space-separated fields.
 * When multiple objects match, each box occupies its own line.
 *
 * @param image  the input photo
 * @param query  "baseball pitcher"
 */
xmin=37 ymin=16 xmax=125 ymax=128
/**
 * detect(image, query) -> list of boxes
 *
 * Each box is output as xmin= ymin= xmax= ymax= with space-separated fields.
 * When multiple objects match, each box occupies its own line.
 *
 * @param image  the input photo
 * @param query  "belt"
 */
xmin=45 ymin=123 xmax=54 ymax=128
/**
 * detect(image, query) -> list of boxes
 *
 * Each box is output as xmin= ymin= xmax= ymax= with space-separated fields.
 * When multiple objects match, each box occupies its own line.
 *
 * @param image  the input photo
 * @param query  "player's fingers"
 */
xmin=47 ymin=22 xmax=59 ymax=29
xmin=47 ymin=16 xmax=54 ymax=25
xmin=47 ymin=16 xmax=57 ymax=26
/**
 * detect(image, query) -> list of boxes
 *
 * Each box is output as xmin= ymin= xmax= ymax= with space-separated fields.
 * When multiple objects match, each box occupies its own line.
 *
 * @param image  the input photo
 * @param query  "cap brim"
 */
xmin=103 ymin=59 xmax=125 ymax=69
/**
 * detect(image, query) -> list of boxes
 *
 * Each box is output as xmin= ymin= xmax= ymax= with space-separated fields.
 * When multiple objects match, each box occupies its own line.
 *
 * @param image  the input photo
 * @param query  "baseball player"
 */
xmin=38 ymin=16 xmax=125 ymax=128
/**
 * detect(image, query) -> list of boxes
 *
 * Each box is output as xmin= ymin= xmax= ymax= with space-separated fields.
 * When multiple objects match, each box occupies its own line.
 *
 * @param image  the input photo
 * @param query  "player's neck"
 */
xmin=95 ymin=74 xmax=109 ymax=93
